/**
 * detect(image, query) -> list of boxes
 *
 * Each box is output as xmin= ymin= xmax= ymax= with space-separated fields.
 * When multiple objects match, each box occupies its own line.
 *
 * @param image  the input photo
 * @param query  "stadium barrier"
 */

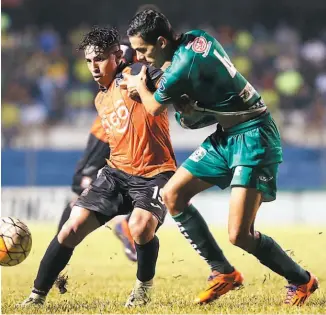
xmin=1 ymin=187 xmax=325 ymax=226
xmin=2 ymin=148 xmax=326 ymax=189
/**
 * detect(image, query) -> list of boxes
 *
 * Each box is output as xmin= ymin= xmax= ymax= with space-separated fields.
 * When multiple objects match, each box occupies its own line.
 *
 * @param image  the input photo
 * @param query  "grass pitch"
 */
xmin=1 ymin=223 xmax=326 ymax=314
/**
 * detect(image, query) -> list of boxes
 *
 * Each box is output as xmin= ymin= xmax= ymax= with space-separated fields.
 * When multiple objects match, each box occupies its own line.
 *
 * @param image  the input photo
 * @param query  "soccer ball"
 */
xmin=0 ymin=217 xmax=32 ymax=266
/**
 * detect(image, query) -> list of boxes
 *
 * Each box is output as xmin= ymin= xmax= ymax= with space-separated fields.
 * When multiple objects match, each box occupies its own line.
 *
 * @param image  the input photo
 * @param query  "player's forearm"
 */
xmin=138 ymin=83 xmax=167 ymax=116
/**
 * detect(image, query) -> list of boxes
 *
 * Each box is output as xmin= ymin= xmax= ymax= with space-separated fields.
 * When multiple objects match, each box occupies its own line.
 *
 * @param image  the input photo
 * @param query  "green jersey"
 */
xmin=154 ymin=29 xmax=267 ymax=128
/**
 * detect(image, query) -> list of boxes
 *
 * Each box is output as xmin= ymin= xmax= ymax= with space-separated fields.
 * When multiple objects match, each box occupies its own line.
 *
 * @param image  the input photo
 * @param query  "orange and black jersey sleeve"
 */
xmin=120 ymin=43 xmax=138 ymax=64
xmin=71 ymin=117 xmax=110 ymax=195
xmin=116 ymin=62 xmax=163 ymax=92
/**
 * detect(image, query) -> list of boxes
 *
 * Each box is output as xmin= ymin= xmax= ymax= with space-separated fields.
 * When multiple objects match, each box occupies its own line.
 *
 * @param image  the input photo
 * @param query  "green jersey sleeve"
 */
xmin=154 ymin=55 xmax=191 ymax=106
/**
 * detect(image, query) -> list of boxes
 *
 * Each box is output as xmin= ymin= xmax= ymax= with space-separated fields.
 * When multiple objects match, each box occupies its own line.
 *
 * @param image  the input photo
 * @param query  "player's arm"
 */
xmin=123 ymin=62 xmax=187 ymax=116
xmin=121 ymin=64 xmax=165 ymax=115
xmin=71 ymin=117 xmax=110 ymax=195
xmin=135 ymin=68 xmax=167 ymax=116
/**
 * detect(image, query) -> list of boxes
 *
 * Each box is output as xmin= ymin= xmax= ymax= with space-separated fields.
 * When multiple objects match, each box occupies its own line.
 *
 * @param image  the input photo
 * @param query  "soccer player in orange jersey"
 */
xmin=56 ymin=44 xmax=138 ymax=263
xmin=21 ymin=26 xmax=176 ymax=307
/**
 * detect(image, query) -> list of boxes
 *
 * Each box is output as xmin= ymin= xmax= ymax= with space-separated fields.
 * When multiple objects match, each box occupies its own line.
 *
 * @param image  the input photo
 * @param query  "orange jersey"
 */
xmin=90 ymin=116 xmax=107 ymax=142
xmin=95 ymin=63 xmax=177 ymax=177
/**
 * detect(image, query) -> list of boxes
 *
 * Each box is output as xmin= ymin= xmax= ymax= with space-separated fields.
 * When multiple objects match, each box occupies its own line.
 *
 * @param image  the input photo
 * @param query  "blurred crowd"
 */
xmin=2 ymin=13 xmax=326 ymax=148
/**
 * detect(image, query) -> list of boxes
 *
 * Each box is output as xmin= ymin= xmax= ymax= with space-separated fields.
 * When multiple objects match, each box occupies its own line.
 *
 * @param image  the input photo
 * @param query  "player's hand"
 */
xmin=119 ymin=75 xmax=139 ymax=100
xmin=173 ymin=94 xmax=196 ymax=115
xmin=120 ymin=65 xmax=148 ymax=93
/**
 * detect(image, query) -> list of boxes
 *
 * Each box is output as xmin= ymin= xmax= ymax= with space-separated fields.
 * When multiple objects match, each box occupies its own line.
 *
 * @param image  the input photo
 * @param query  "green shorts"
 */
xmin=182 ymin=112 xmax=283 ymax=202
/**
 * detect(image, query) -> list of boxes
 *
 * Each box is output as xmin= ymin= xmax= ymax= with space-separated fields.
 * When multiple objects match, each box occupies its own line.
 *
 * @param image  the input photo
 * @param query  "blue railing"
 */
xmin=2 ymin=146 xmax=326 ymax=189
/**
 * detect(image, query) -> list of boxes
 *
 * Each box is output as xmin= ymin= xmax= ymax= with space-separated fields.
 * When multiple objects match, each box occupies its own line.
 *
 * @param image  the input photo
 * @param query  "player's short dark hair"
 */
xmin=127 ymin=9 xmax=174 ymax=45
xmin=78 ymin=26 xmax=120 ymax=54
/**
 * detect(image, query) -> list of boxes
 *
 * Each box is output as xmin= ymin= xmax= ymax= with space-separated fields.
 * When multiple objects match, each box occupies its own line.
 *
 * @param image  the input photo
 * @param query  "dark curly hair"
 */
xmin=127 ymin=9 xmax=174 ymax=45
xmin=78 ymin=26 xmax=120 ymax=54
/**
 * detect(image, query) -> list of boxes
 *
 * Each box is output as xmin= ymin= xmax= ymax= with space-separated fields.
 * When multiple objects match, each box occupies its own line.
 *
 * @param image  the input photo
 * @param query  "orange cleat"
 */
xmin=285 ymin=272 xmax=318 ymax=306
xmin=195 ymin=269 xmax=244 ymax=304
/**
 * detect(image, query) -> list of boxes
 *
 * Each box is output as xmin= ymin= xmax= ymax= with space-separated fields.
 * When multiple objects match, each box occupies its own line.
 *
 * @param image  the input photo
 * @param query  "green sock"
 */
xmin=252 ymin=233 xmax=310 ymax=284
xmin=172 ymin=204 xmax=234 ymax=274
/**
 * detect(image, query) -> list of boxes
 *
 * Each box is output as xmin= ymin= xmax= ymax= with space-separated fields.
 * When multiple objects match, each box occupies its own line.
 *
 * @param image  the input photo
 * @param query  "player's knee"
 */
xmin=57 ymin=219 xmax=83 ymax=248
xmin=162 ymin=186 xmax=179 ymax=214
xmin=228 ymin=229 xmax=252 ymax=249
xmin=129 ymin=213 xmax=156 ymax=244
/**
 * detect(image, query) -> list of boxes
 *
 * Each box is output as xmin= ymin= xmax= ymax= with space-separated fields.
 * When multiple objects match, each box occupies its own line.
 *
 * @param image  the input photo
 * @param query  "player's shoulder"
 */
xmin=176 ymin=29 xmax=217 ymax=55
xmin=115 ymin=63 xmax=146 ymax=80
xmin=121 ymin=62 xmax=146 ymax=75
xmin=120 ymin=43 xmax=136 ymax=64
xmin=94 ymin=87 xmax=107 ymax=107
xmin=94 ymin=90 xmax=102 ymax=103
xmin=119 ymin=63 xmax=163 ymax=91
xmin=121 ymin=63 xmax=162 ymax=77
xmin=167 ymin=30 xmax=211 ymax=74
xmin=170 ymin=29 xmax=218 ymax=70
xmin=184 ymin=29 xmax=206 ymax=37
xmin=183 ymin=29 xmax=216 ymax=40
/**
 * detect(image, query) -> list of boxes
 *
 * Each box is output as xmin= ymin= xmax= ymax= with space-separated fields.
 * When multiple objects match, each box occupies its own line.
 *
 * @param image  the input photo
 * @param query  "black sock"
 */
xmin=57 ymin=203 xmax=72 ymax=233
xmin=135 ymin=235 xmax=159 ymax=282
xmin=172 ymin=204 xmax=234 ymax=274
xmin=252 ymin=233 xmax=310 ymax=284
xmin=33 ymin=237 xmax=74 ymax=295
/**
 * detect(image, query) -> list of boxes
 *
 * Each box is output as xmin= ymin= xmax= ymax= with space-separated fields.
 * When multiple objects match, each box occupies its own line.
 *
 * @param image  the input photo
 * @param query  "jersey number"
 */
xmin=213 ymin=49 xmax=237 ymax=78
xmin=150 ymin=185 xmax=164 ymax=209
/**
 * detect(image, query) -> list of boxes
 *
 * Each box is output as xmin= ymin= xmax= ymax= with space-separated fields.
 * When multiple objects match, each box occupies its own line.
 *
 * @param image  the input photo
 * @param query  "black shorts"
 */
xmin=75 ymin=165 xmax=174 ymax=226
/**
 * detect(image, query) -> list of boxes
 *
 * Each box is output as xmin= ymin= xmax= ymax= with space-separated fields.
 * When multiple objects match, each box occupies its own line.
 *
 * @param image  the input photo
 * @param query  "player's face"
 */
xmin=129 ymin=35 xmax=166 ymax=68
xmin=84 ymin=45 xmax=122 ymax=87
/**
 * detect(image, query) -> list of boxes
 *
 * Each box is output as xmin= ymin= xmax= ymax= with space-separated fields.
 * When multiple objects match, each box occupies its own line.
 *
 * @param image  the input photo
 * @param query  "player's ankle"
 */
xmin=31 ymin=288 xmax=48 ymax=297
xmin=136 ymin=278 xmax=153 ymax=287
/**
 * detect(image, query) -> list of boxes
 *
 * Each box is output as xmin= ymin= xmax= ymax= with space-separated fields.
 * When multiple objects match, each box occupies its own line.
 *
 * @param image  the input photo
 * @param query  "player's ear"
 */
xmin=157 ymin=36 xmax=168 ymax=49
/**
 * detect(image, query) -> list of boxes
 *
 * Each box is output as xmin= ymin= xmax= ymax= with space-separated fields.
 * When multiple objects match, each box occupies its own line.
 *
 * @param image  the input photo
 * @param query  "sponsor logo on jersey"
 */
xmin=156 ymin=77 xmax=170 ymax=101
xmin=101 ymin=100 xmax=130 ymax=134
xmin=239 ymin=82 xmax=257 ymax=102
xmin=259 ymin=175 xmax=274 ymax=182
xmin=158 ymin=76 xmax=167 ymax=92
xmin=189 ymin=147 xmax=207 ymax=162
xmin=185 ymin=36 xmax=212 ymax=57
xmin=192 ymin=36 xmax=208 ymax=53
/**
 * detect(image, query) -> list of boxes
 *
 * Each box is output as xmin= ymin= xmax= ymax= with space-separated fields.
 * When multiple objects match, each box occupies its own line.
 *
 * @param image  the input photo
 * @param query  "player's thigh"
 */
xmin=129 ymin=171 xmax=174 ymax=228
xmin=75 ymin=165 xmax=132 ymax=222
xmin=162 ymin=167 xmax=213 ymax=209
xmin=58 ymin=206 xmax=104 ymax=245
xmin=67 ymin=205 xmax=103 ymax=234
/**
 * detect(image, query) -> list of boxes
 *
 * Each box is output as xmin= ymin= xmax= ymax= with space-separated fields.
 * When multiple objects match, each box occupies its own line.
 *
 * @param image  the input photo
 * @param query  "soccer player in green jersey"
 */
xmin=123 ymin=9 xmax=319 ymax=306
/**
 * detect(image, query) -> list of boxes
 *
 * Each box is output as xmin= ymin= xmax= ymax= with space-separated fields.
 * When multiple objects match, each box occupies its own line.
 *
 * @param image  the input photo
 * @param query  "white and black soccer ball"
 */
xmin=0 ymin=217 xmax=32 ymax=266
